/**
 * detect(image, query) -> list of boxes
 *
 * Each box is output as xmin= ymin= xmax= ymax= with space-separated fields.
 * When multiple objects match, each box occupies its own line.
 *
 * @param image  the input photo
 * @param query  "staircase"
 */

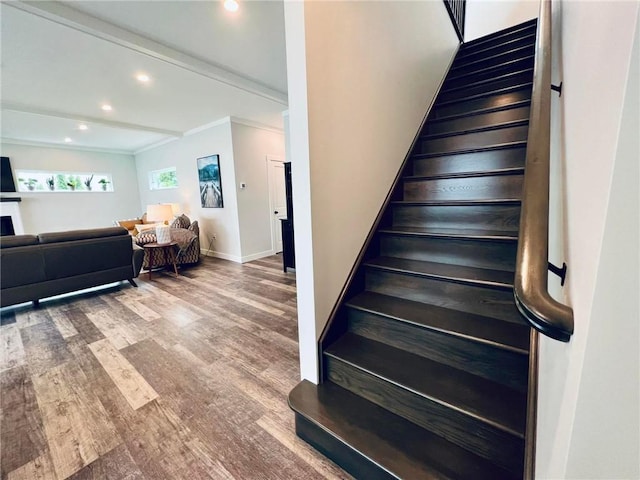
xmin=289 ymin=19 xmax=538 ymax=479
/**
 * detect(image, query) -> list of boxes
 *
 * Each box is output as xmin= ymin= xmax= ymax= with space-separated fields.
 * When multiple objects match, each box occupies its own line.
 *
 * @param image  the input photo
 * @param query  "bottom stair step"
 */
xmin=289 ymin=380 xmax=519 ymax=480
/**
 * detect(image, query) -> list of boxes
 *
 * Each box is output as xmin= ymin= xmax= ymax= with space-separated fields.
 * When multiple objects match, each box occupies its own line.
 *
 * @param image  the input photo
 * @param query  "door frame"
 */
xmin=266 ymin=155 xmax=285 ymax=254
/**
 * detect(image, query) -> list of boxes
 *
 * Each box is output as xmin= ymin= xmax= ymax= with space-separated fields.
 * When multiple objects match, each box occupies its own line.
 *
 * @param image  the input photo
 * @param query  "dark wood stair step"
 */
xmin=404 ymin=167 xmax=525 ymax=181
xmin=364 ymin=256 xmax=514 ymax=290
xmin=425 ymin=105 xmax=530 ymax=137
xmin=456 ymin=33 xmax=536 ymax=63
xmin=365 ymin=267 xmax=524 ymax=325
xmin=345 ymin=291 xmax=529 ymax=353
xmin=378 ymin=225 xmax=518 ymax=241
xmin=442 ymin=67 xmax=533 ymax=96
xmin=431 ymin=89 xmax=532 ymax=121
xmin=412 ymin=145 xmax=526 ymax=177
xmin=378 ymin=230 xmax=517 ymax=272
xmin=449 ymin=46 xmax=535 ymax=78
xmin=433 ymin=85 xmax=532 ymax=120
xmin=402 ymin=169 xmax=524 ymax=203
xmin=391 ymin=201 xmax=521 ymax=234
xmin=289 ymin=380 xmax=520 ymax=480
xmin=344 ymin=291 xmax=530 ymax=389
xmin=439 ymin=71 xmax=533 ymax=104
xmin=422 ymin=120 xmax=529 ymax=141
xmin=326 ymin=333 xmax=527 ymax=435
xmin=419 ymin=125 xmax=529 ymax=157
xmin=325 ymin=334 xmax=526 ymax=474
xmin=460 ymin=19 xmax=536 ymax=53
xmin=443 ymin=56 xmax=535 ymax=91
xmin=436 ymin=83 xmax=533 ymax=109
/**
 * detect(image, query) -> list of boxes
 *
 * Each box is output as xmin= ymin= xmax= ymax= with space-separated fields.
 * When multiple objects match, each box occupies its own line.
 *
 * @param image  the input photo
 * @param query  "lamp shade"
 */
xmin=167 ymin=203 xmax=181 ymax=217
xmin=146 ymin=204 xmax=173 ymax=223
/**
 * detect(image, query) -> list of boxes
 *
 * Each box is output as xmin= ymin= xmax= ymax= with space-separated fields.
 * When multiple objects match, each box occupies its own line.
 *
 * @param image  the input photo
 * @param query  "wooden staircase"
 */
xmin=289 ymin=19 xmax=538 ymax=479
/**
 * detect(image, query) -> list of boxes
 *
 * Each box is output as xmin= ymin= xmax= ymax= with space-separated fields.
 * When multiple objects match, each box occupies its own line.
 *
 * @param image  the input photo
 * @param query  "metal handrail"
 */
xmin=514 ymin=0 xmax=574 ymax=342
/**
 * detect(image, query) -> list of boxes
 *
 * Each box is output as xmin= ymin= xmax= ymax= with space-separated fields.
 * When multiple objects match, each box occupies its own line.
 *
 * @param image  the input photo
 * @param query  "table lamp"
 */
xmin=146 ymin=204 xmax=173 ymax=244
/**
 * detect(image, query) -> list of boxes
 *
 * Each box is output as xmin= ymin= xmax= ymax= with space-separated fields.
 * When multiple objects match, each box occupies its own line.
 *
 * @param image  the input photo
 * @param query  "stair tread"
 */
xmin=436 ymin=83 xmax=533 ymax=107
xmin=346 ymin=291 xmax=529 ymax=352
xmin=442 ymin=68 xmax=534 ymax=94
xmin=446 ymin=56 xmax=535 ymax=83
xmin=391 ymin=198 xmax=521 ymax=206
xmin=290 ymin=380 xmax=519 ymax=480
xmin=404 ymin=167 xmax=525 ymax=181
xmin=422 ymin=120 xmax=529 ymax=140
xmin=457 ymin=33 xmax=537 ymax=61
xmin=451 ymin=45 xmax=535 ymax=73
xmin=379 ymin=225 xmax=518 ymax=241
xmin=413 ymin=141 xmax=528 ymax=159
xmin=364 ymin=256 xmax=514 ymax=289
xmin=326 ymin=333 xmax=526 ymax=436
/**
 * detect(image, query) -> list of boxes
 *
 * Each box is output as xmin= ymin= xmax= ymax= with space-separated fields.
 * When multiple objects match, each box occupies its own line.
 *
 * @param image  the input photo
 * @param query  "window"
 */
xmin=149 ymin=167 xmax=178 ymax=190
xmin=15 ymin=170 xmax=114 ymax=192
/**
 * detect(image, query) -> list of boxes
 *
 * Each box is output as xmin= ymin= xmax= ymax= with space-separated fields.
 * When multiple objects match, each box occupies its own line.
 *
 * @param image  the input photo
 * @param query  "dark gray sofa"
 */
xmin=0 ymin=226 xmax=144 ymax=307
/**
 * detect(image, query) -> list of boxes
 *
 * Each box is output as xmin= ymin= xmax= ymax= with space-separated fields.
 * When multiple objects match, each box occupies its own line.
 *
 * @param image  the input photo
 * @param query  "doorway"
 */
xmin=267 ymin=156 xmax=286 ymax=253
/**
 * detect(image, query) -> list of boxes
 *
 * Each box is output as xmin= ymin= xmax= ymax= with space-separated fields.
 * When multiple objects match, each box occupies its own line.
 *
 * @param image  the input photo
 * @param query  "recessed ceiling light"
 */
xmin=64 ymin=137 xmax=72 ymax=143
xmin=136 ymin=73 xmax=150 ymax=83
xmin=224 ymin=0 xmax=239 ymax=12
xmin=78 ymin=124 xmax=88 ymax=131
xmin=101 ymin=104 xmax=113 ymax=111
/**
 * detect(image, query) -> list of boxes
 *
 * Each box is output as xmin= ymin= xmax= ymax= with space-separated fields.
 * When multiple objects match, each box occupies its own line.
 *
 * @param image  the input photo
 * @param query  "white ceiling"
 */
xmin=0 ymin=1 xmax=288 ymax=154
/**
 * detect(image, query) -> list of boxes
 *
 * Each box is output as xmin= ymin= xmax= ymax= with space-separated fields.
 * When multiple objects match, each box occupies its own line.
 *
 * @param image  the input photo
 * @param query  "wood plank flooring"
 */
xmin=0 ymin=255 xmax=351 ymax=480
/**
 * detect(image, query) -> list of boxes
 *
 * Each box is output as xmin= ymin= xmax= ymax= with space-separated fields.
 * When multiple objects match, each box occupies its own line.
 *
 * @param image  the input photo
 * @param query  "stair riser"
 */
xmin=439 ymin=71 xmax=533 ymax=104
xmin=433 ymin=87 xmax=532 ymax=119
xmin=379 ymin=235 xmax=517 ymax=271
xmin=444 ymin=57 xmax=534 ymax=91
xmin=450 ymin=45 xmax=535 ymax=78
xmin=455 ymin=34 xmax=536 ymax=65
xmin=413 ymin=147 xmax=526 ymax=177
xmin=425 ymin=106 xmax=531 ymax=137
xmin=347 ymin=310 xmax=529 ymax=391
xmin=326 ymin=358 xmax=525 ymax=475
xmin=461 ymin=23 xmax=536 ymax=55
xmin=403 ymin=174 xmax=523 ymax=202
xmin=419 ymin=125 xmax=529 ymax=156
xmin=365 ymin=269 xmax=523 ymax=324
xmin=392 ymin=204 xmax=521 ymax=232
xmin=295 ymin=414 xmax=395 ymax=480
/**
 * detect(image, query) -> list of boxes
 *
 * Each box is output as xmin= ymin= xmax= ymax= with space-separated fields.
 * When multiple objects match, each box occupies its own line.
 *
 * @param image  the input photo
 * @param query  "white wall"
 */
xmin=537 ymin=2 xmax=640 ymax=478
xmin=565 ymin=13 xmax=639 ymax=476
xmin=0 ymin=143 xmax=140 ymax=233
xmin=230 ymin=120 xmax=286 ymax=262
xmin=134 ymin=120 xmax=242 ymax=260
xmin=284 ymin=0 xmax=459 ymax=382
xmin=465 ymin=0 xmax=540 ymax=42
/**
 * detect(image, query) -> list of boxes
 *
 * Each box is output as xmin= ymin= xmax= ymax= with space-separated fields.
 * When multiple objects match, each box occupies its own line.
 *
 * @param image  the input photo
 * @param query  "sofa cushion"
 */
xmin=38 ymin=227 xmax=128 ymax=244
xmin=1 ymin=244 xmax=47 ymax=288
xmin=0 ymin=234 xmax=39 ymax=249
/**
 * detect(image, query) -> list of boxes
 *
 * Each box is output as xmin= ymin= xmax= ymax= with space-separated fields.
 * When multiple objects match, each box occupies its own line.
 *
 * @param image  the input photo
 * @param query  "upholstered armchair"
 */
xmin=134 ymin=214 xmax=200 ymax=269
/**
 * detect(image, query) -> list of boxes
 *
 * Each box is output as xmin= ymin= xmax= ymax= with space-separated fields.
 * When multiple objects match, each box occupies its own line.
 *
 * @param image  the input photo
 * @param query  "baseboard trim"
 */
xmin=200 ymin=249 xmax=275 ymax=264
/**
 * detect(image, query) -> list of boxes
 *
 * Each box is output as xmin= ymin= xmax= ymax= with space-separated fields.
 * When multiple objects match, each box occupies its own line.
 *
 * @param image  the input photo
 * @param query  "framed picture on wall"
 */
xmin=197 ymin=154 xmax=223 ymax=208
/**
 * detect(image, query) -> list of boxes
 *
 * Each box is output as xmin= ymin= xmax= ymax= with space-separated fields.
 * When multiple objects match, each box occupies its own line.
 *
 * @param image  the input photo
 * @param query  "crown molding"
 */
xmin=229 ymin=116 xmax=285 ymax=134
xmin=7 ymin=1 xmax=288 ymax=106
xmin=1 ymin=137 xmax=133 ymax=156
xmin=133 ymin=136 xmax=182 ymax=156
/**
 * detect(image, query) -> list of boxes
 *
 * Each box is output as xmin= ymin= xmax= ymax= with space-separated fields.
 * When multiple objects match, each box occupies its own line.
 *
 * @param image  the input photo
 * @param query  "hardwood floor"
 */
xmin=0 ymin=255 xmax=350 ymax=480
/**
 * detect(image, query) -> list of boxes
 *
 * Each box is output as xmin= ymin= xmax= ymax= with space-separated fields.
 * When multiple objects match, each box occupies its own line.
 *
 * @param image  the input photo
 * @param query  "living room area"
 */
xmin=0 ymin=1 xmax=338 ymax=479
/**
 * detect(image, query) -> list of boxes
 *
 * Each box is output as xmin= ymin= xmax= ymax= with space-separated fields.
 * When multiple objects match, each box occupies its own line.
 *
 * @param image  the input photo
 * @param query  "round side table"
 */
xmin=143 ymin=241 xmax=179 ymax=279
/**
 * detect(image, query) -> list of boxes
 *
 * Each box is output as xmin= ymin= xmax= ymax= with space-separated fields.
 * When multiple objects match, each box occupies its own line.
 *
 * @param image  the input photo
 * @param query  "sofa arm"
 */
xmin=132 ymin=243 xmax=144 ymax=277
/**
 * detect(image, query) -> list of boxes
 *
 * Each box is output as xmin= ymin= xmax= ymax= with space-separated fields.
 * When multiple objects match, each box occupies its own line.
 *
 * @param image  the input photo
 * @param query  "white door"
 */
xmin=267 ymin=157 xmax=287 ymax=253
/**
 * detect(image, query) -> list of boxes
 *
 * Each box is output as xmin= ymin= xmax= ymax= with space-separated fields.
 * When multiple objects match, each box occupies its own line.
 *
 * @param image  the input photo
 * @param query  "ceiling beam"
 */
xmin=7 ymin=1 xmax=288 ymax=106
xmin=1 ymin=102 xmax=183 ymax=137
